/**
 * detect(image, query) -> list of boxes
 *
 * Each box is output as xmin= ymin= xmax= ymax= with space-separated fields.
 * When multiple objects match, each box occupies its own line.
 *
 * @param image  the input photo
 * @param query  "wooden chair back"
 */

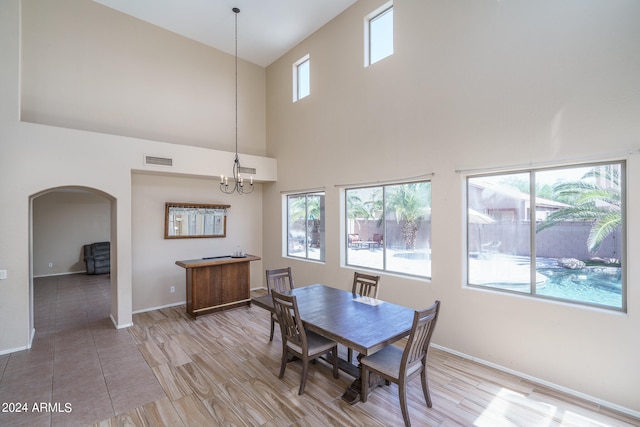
xmin=352 ymin=272 xmax=381 ymax=298
xmin=271 ymin=291 xmax=306 ymax=356
xmin=401 ymin=301 xmax=441 ymax=375
xmin=266 ymin=267 xmax=294 ymax=294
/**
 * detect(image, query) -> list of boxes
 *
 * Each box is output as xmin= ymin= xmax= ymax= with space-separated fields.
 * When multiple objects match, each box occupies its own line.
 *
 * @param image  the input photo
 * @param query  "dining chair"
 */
xmin=348 ymin=272 xmax=381 ymax=362
xmin=265 ymin=267 xmax=295 ymax=341
xmin=360 ymin=300 xmax=441 ymax=427
xmin=271 ymin=290 xmax=339 ymax=395
xmin=352 ymin=271 xmax=381 ymax=298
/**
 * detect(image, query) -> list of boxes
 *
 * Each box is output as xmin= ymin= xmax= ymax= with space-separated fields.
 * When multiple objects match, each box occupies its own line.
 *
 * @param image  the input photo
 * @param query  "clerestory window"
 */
xmin=365 ymin=2 xmax=393 ymax=66
xmin=293 ymin=54 xmax=310 ymax=102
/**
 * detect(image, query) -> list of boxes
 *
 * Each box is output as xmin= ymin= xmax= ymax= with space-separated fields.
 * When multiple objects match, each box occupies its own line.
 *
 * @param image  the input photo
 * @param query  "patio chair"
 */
xmin=348 ymin=272 xmax=381 ymax=363
xmin=265 ymin=267 xmax=295 ymax=341
xmin=372 ymin=233 xmax=384 ymax=247
xmin=360 ymin=300 xmax=441 ymax=427
xmin=348 ymin=233 xmax=361 ymax=248
xmin=271 ymin=290 xmax=339 ymax=395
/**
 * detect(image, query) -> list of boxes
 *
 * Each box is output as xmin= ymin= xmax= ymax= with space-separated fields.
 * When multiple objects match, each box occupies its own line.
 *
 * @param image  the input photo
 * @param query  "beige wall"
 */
xmin=21 ymin=0 xmax=266 ymax=156
xmin=264 ymin=0 xmax=640 ymax=415
xmin=0 ymin=0 xmax=275 ymax=352
xmin=32 ymin=190 xmax=111 ymax=277
xmin=131 ymin=173 xmax=264 ymax=312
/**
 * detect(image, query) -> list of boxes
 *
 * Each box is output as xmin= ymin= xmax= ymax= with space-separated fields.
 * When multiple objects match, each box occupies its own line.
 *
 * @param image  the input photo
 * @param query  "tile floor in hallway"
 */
xmin=0 ymin=274 xmax=165 ymax=426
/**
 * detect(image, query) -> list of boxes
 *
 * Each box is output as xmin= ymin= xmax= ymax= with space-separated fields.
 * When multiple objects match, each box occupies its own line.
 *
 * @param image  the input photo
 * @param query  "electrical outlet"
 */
xmin=48 ymin=262 xmax=53 ymax=268
xmin=169 ymin=286 xmax=175 ymax=293
xmin=0 ymin=270 xmax=7 ymax=280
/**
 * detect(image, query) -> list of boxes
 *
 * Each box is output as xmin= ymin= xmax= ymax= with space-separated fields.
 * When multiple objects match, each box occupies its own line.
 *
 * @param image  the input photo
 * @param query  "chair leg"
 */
xmin=269 ymin=317 xmax=275 ymax=341
xmin=299 ymin=357 xmax=309 ymax=395
xmin=421 ymin=367 xmax=432 ymax=407
xmin=360 ymin=365 xmax=369 ymax=402
xmin=347 ymin=348 xmax=353 ymax=363
xmin=278 ymin=346 xmax=288 ymax=379
xmin=332 ymin=347 xmax=339 ymax=379
xmin=398 ymin=379 xmax=411 ymax=427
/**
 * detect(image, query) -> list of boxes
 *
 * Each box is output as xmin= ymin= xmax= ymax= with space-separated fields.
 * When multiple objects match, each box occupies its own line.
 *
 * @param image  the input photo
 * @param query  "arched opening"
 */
xmin=29 ymin=186 xmax=118 ymax=340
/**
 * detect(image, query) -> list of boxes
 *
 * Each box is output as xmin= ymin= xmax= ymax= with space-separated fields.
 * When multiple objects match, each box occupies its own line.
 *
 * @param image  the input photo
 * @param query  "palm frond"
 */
xmin=588 ymin=212 xmax=622 ymax=252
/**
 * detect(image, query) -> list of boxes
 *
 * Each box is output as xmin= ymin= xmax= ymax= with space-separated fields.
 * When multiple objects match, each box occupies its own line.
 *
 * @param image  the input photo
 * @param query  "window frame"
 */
xmin=344 ymin=180 xmax=431 ymax=279
xmin=292 ymin=54 xmax=310 ymax=102
xmin=364 ymin=2 xmax=394 ymax=67
xmin=284 ymin=191 xmax=325 ymax=262
xmin=465 ymin=161 xmax=626 ymax=312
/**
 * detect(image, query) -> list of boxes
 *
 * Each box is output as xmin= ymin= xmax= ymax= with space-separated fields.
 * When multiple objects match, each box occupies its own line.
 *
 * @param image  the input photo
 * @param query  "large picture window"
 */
xmin=286 ymin=192 xmax=325 ymax=262
xmin=467 ymin=162 xmax=625 ymax=310
xmin=346 ymin=181 xmax=431 ymax=278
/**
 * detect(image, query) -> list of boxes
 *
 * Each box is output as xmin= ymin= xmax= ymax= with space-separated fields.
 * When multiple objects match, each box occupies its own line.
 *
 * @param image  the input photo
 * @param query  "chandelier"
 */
xmin=220 ymin=7 xmax=254 ymax=195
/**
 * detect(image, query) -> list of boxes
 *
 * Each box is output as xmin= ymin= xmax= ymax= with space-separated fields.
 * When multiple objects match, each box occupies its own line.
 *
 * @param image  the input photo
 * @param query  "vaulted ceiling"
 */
xmin=93 ymin=0 xmax=357 ymax=67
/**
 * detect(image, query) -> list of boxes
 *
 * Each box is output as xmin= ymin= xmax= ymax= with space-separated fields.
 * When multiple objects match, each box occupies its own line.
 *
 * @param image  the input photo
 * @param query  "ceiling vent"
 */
xmin=238 ymin=166 xmax=256 ymax=174
xmin=144 ymin=155 xmax=173 ymax=167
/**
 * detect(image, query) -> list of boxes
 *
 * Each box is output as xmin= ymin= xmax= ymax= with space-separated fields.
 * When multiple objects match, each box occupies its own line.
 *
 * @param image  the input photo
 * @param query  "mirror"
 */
xmin=165 ymin=202 xmax=230 ymax=239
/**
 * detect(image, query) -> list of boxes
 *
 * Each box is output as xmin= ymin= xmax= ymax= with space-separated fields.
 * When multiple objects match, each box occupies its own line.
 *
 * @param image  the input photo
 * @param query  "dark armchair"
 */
xmin=83 ymin=241 xmax=110 ymax=275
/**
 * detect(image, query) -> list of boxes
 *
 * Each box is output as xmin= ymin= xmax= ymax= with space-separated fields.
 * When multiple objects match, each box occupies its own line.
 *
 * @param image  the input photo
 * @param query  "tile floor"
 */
xmin=0 ymin=274 xmax=165 ymax=427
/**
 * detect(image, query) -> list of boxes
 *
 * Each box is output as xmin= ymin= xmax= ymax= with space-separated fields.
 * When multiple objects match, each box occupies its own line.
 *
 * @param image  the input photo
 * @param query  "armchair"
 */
xmin=83 ymin=241 xmax=110 ymax=275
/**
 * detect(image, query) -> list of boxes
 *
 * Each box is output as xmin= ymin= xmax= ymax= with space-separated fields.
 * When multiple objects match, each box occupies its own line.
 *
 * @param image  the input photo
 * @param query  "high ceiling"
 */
xmin=93 ymin=0 xmax=357 ymax=67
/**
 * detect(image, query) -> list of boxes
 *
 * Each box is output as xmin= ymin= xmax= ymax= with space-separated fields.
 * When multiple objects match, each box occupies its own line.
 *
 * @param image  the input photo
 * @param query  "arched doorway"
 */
xmin=29 ymin=186 xmax=117 ymax=339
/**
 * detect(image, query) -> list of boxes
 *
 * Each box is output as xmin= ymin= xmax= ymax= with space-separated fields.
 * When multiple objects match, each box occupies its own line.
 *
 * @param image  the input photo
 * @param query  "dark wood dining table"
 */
xmin=251 ymin=283 xmax=415 ymax=404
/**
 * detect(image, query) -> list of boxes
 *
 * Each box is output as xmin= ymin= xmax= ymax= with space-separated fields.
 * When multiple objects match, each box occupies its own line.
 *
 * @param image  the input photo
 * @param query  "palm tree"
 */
xmin=384 ymin=183 xmax=431 ymax=250
xmin=346 ymin=192 xmax=373 ymax=232
xmin=536 ymin=166 xmax=621 ymax=253
xmin=289 ymin=193 xmax=323 ymax=247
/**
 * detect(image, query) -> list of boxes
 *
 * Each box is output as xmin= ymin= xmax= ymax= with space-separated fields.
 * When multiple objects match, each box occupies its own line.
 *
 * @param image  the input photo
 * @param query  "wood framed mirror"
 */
xmin=165 ymin=202 xmax=230 ymax=239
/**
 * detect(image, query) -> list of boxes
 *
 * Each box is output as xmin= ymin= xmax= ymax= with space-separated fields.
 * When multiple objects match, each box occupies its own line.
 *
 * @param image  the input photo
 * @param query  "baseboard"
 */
xmin=132 ymin=301 xmax=185 ymax=315
xmin=0 ymin=343 xmax=29 ymax=356
xmin=33 ymin=270 xmax=86 ymax=278
xmin=110 ymin=314 xmax=133 ymax=329
xmin=431 ymin=343 xmax=640 ymax=420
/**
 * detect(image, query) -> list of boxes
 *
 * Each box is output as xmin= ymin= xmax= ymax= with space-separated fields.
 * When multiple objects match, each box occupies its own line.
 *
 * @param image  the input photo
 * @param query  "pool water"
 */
xmin=536 ymin=266 xmax=622 ymax=308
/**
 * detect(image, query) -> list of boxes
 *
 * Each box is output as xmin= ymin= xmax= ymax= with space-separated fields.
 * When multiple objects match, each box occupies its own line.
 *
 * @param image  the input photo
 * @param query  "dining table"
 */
xmin=251 ymin=283 xmax=415 ymax=404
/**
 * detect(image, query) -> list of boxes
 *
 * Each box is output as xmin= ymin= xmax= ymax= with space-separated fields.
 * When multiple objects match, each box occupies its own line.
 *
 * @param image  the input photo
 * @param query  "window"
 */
xmin=365 ymin=3 xmax=393 ymax=66
xmin=286 ymin=192 xmax=325 ymax=261
xmin=467 ymin=162 xmax=625 ymax=310
xmin=293 ymin=54 xmax=310 ymax=102
xmin=345 ymin=181 xmax=431 ymax=278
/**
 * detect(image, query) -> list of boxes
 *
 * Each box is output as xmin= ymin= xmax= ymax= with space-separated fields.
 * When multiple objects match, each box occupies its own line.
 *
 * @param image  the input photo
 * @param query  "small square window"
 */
xmin=293 ymin=54 xmax=310 ymax=102
xmin=365 ymin=3 xmax=393 ymax=66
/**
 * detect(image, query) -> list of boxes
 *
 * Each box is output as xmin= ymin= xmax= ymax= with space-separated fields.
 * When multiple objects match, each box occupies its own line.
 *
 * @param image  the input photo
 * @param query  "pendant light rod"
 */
xmin=221 ymin=6 xmax=254 ymax=194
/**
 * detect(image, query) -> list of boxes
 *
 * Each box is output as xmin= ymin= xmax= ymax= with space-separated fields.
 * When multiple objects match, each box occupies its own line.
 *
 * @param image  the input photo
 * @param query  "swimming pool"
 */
xmin=536 ymin=266 xmax=622 ymax=308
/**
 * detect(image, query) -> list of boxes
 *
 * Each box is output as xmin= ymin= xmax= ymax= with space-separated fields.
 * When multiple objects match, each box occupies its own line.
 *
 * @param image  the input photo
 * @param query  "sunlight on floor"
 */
xmin=474 ymin=387 xmax=621 ymax=427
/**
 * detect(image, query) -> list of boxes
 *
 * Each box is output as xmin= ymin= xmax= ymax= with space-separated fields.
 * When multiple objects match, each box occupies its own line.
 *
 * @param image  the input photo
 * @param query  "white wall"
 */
xmin=0 ymin=0 xmax=275 ymax=353
xmin=264 ymin=0 xmax=640 ymax=414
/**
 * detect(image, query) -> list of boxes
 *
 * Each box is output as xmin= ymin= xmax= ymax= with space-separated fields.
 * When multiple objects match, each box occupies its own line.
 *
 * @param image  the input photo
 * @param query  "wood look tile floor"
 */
xmin=0 ymin=274 xmax=637 ymax=426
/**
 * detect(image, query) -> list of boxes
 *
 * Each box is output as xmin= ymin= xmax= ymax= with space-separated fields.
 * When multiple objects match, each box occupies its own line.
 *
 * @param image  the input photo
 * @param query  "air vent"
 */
xmin=144 ymin=155 xmax=173 ymax=167
xmin=238 ymin=166 xmax=256 ymax=174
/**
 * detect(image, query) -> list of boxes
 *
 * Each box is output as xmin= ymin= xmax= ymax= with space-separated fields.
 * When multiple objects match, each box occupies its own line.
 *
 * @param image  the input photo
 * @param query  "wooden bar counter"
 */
xmin=176 ymin=254 xmax=261 ymax=318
